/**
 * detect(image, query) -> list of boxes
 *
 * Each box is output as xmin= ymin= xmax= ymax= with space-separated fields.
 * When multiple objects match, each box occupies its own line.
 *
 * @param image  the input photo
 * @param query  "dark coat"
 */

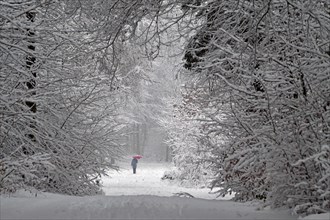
xmin=131 ymin=158 xmax=138 ymax=168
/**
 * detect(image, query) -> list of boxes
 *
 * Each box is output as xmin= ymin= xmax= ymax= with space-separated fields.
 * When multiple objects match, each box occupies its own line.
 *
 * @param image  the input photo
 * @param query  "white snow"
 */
xmin=102 ymin=158 xmax=231 ymax=199
xmin=299 ymin=213 xmax=330 ymax=220
xmin=0 ymin=158 xmax=326 ymax=219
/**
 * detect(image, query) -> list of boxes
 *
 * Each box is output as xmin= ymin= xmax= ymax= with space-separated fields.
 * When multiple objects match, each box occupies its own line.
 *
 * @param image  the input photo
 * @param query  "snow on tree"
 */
xmin=117 ymin=3 xmax=194 ymax=159
xmin=1 ymin=0 xmax=329 ymax=216
xmin=179 ymin=0 xmax=330 ymax=215
xmin=0 ymin=0 xmax=161 ymax=195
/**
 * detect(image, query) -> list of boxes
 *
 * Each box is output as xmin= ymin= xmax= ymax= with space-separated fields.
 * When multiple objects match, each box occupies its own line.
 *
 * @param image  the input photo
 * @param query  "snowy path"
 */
xmin=102 ymin=159 xmax=231 ymax=199
xmin=0 ymin=159 xmax=302 ymax=219
xmin=2 ymin=193 xmax=298 ymax=220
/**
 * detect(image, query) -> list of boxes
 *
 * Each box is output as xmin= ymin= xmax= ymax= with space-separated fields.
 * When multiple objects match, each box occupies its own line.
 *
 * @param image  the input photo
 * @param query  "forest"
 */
xmin=0 ymin=0 xmax=329 ymax=216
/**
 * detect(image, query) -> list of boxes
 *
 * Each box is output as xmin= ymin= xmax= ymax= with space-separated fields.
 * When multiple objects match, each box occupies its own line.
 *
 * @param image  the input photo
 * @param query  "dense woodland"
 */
xmin=1 ymin=0 xmax=329 ymax=216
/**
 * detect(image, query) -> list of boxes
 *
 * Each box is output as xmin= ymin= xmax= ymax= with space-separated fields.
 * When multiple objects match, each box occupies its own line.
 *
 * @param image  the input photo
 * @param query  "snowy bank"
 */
xmin=299 ymin=213 xmax=330 ymax=220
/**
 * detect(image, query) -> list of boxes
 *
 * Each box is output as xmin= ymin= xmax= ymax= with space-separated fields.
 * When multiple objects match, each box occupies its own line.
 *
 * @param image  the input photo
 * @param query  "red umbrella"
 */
xmin=132 ymin=155 xmax=142 ymax=159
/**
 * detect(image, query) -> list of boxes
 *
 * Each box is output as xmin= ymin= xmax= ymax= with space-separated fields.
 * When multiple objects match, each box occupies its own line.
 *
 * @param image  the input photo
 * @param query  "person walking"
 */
xmin=131 ymin=157 xmax=138 ymax=174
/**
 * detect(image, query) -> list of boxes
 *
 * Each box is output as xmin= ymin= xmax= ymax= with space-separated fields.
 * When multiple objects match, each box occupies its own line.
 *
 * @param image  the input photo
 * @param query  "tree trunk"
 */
xmin=136 ymin=123 xmax=140 ymax=155
xmin=26 ymin=11 xmax=37 ymax=113
xmin=23 ymin=11 xmax=37 ymax=155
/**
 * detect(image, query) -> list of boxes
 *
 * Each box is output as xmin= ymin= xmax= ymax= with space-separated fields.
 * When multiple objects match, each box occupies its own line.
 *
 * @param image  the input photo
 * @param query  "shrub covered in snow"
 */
xmin=168 ymin=0 xmax=330 ymax=216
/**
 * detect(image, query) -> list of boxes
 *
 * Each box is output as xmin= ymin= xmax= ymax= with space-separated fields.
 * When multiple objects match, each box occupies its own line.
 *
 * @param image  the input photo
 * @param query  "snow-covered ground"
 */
xmin=102 ymin=157 xmax=232 ymax=199
xmin=1 ymin=158 xmax=328 ymax=219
